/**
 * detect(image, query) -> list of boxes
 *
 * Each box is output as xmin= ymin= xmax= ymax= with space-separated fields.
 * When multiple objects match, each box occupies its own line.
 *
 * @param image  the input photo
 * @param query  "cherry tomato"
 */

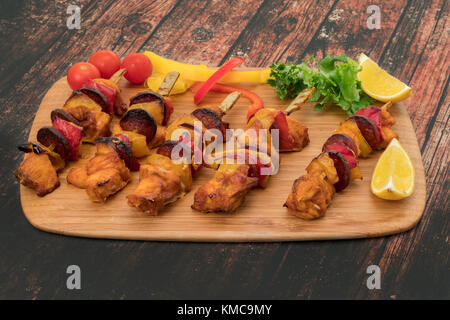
xmin=67 ymin=62 xmax=100 ymax=90
xmin=88 ymin=50 xmax=121 ymax=79
xmin=121 ymin=53 xmax=152 ymax=84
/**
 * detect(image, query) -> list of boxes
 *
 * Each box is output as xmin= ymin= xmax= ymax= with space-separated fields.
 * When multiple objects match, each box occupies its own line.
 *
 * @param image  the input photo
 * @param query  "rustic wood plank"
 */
xmin=141 ymin=0 xmax=264 ymax=65
xmin=219 ymin=0 xmax=336 ymax=66
xmin=300 ymin=0 xmax=408 ymax=61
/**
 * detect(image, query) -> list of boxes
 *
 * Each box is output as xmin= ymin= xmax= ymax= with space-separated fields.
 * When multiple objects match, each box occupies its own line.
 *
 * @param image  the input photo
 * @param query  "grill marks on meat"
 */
xmin=67 ymin=143 xmax=130 ymax=202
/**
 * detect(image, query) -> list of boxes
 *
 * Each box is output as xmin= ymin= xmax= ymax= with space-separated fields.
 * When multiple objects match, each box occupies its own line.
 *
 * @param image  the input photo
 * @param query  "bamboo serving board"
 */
xmin=19 ymin=75 xmax=426 ymax=242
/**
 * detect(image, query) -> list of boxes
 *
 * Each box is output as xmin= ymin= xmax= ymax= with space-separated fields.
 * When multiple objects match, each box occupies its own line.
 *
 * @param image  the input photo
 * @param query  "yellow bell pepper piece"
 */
xmin=144 ymin=51 xmax=270 ymax=84
xmin=145 ymin=72 xmax=194 ymax=95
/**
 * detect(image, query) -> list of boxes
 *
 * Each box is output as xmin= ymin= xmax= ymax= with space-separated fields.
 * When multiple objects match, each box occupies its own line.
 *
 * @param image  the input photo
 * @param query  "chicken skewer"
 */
xmin=127 ymin=91 xmax=242 ymax=215
xmin=284 ymin=102 xmax=398 ymax=219
xmin=66 ymin=73 xmax=180 ymax=203
xmin=15 ymin=69 xmax=128 ymax=197
xmin=112 ymin=72 xmax=180 ymax=157
xmin=191 ymin=88 xmax=314 ymax=213
xmin=61 ymin=68 xmax=128 ymax=143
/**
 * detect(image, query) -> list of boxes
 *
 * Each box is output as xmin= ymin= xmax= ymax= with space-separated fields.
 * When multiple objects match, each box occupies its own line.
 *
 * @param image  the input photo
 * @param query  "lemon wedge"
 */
xmin=371 ymin=138 xmax=415 ymax=200
xmin=358 ymin=53 xmax=412 ymax=102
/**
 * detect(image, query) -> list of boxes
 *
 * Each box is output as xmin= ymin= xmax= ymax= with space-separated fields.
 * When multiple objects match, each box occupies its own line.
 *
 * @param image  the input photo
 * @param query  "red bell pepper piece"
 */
xmin=242 ymin=151 xmax=271 ymax=188
xmin=52 ymin=117 xmax=83 ymax=161
xmin=163 ymin=97 xmax=174 ymax=125
xmin=84 ymin=79 xmax=116 ymax=114
xmin=190 ymin=82 xmax=264 ymax=121
xmin=272 ymin=111 xmax=295 ymax=151
xmin=356 ymin=106 xmax=383 ymax=142
xmin=323 ymin=142 xmax=358 ymax=169
xmin=193 ymin=57 xmax=245 ymax=105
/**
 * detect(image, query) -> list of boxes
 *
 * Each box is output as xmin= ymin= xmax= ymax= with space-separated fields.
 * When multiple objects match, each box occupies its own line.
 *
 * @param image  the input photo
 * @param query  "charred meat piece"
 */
xmin=192 ymin=108 xmax=227 ymax=137
xmin=37 ymin=127 xmax=71 ymax=160
xmin=51 ymin=109 xmax=81 ymax=126
xmin=323 ymin=143 xmax=358 ymax=169
xmin=96 ymin=136 xmax=139 ymax=171
xmin=120 ymin=108 xmax=157 ymax=143
xmin=63 ymin=90 xmax=112 ymax=143
xmin=67 ymin=140 xmax=131 ymax=203
xmin=191 ymin=164 xmax=258 ymax=213
xmin=79 ymin=87 xmax=110 ymax=114
xmin=130 ymin=91 xmax=172 ymax=125
xmin=15 ymin=153 xmax=60 ymax=196
xmin=323 ymin=133 xmax=358 ymax=157
xmin=349 ymin=115 xmax=381 ymax=149
xmin=126 ymin=164 xmax=183 ymax=216
xmin=85 ymin=168 xmax=128 ymax=203
xmin=286 ymin=116 xmax=309 ymax=151
xmin=18 ymin=142 xmax=65 ymax=172
xmin=327 ymin=150 xmax=351 ymax=192
xmin=284 ymin=171 xmax=335 ymax=220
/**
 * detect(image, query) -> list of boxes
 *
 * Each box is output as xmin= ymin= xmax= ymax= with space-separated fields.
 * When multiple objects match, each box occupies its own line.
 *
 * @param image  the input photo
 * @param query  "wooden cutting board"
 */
xmin=19 ymin=75 xmax=426 ymax=242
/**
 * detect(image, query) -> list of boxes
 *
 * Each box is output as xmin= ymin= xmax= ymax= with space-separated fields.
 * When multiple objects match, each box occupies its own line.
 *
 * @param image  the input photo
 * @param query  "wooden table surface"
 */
xmin=0 ymin=0 xmax=448 ymax=299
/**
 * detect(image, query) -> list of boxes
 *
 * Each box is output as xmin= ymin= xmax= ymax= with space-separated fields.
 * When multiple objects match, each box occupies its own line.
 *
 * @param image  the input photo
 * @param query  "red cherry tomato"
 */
xmin=121 ymin=53 xmax=152 ymax=84
xmin=67 ymin=62 xmax=100 ymax=90
xmin=88 ymin=50 xmax=121 ymax=79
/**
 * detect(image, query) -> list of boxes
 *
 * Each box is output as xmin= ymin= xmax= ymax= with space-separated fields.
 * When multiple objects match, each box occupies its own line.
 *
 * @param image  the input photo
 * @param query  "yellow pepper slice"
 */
xmin=144 ymin=51 xmax=270 ymax=84
xmin=145 ymin=72 xmax=194 ymax=95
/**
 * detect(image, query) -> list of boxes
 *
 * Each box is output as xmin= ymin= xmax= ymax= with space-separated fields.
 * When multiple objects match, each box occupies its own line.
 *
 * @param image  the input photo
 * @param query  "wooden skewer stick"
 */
xmin=158 ymin=71 xmax=180 ymax=97
xmin=109 ymin=68 xmax=126 ymax=84
xmin=218 ymin=91 xmax=242 ymax=114
xmin=285 ymin=87 xmax=316 ymax=115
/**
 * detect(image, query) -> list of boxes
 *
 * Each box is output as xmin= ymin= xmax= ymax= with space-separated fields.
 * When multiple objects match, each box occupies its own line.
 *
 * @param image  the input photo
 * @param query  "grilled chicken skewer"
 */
xmin=61 ymin=68 xmax=128 ymax=143
xmin=112 ymin=72 xmax=180 ymax=157
xmin=285 ymin=102 xmax=398 ymax=220
xmin=191 ymin=88 xmax=314 ymax=213
xmin=14 ymin=70 xmax=128 ymax=197
xmin=127 ymin=91 xmax=242 ymax=215
xmin=66 ymin=73 xmax=180 ymax=203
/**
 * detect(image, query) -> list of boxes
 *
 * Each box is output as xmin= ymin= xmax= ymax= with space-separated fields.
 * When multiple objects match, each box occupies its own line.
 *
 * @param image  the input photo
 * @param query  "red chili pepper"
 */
xmin=84 ymin=79 xmax=116 ymax=114
xmin=272 ymin=111 xmax=295 ymax=151
xmin=193 ymin=57 xmax=245 ymax=105
xmin=190 ymin=82 xmax=264 ymax=121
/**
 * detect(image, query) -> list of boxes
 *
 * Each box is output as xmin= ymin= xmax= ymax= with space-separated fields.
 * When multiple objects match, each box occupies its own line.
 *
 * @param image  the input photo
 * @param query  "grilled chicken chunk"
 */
xmin=192 ymin=164 xmax=258 ymax=213
xmin=67 ymin=142 xmax=131 ymax=202
xmin=15 ymin=153 xmax=60 ymax=197
xmin=64 ymin=105 xmax=111 ymax=143
xmin=127 ymin=164 xmax=183 ymax=215
xmin=285 ymin=171 xmax=336 ymax=220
